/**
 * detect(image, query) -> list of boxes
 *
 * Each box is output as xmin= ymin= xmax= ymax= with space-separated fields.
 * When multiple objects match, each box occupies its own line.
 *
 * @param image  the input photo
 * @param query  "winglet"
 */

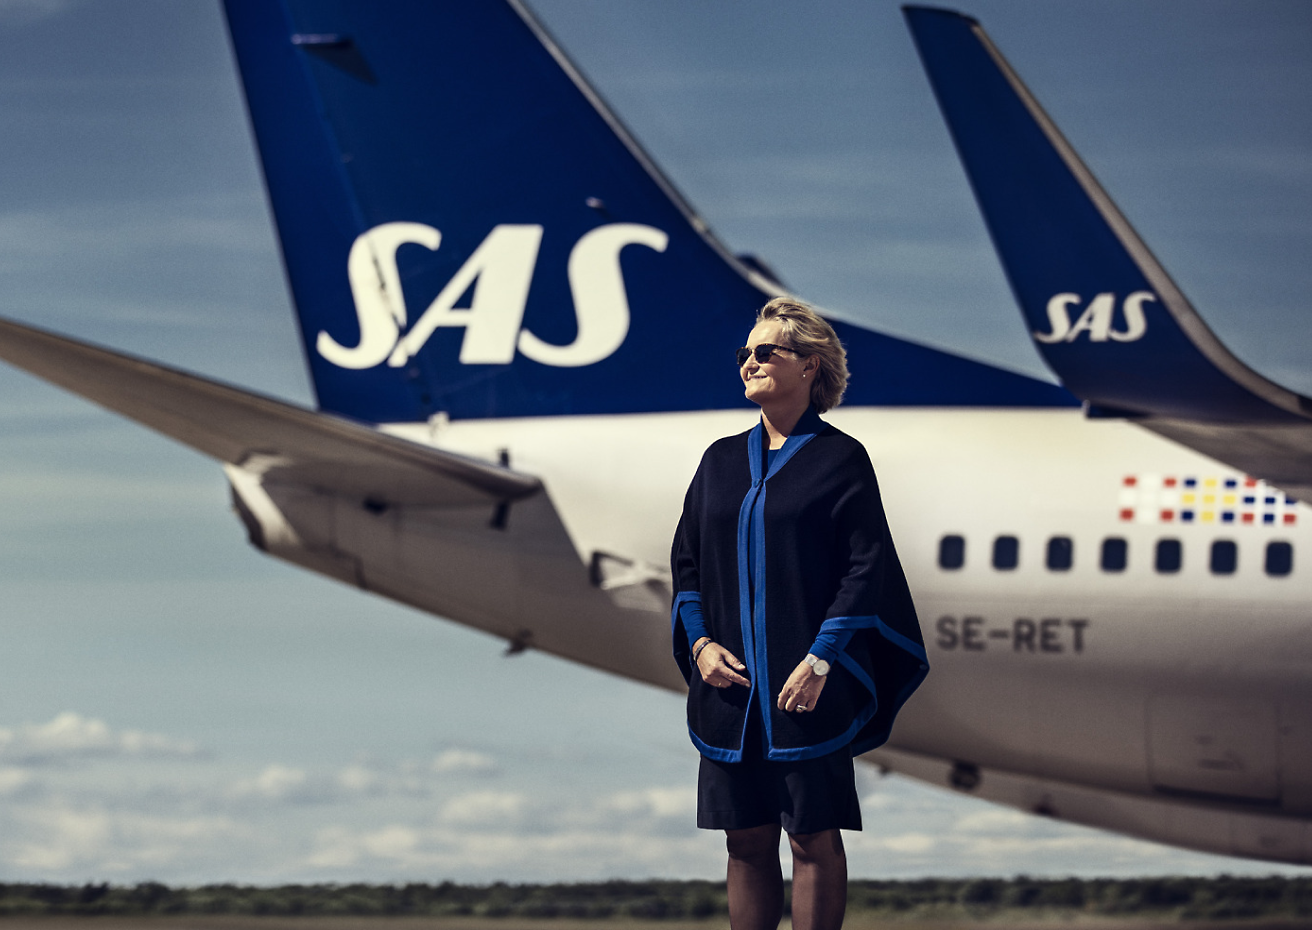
xmin=903 ymin=5 xmax=1312 ymax=425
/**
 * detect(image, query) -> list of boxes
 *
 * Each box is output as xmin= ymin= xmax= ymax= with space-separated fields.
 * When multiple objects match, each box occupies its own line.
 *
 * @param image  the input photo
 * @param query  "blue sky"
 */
xmin=0 ymin=0 xmax=1309 ymax=883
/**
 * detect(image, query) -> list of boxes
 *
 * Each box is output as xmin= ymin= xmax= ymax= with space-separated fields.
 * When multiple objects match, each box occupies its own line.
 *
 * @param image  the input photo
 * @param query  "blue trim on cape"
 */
xmin=741 ymin=408 xmax=828 ymax=761
xmin=874 ymin=617 xmax=929 ymax=662
xmin=817 ymin=614 xmax=881 ymax=633
xmin=817 ymin=614 xmax=928 ymax=662
xmin=690 ymin=725 xmax=746 ymax=763
xmin=734 ymin=452 xmax=762 ymax=762
xmin=764 ymin=652 xmax=882 ymax=760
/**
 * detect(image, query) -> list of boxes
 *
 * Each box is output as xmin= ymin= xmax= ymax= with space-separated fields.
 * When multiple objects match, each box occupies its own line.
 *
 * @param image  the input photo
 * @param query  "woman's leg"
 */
xmin=725 ymin=824 xmax=784 ymax=930
xmin=787 ymin=829 xmax=847 ymax=930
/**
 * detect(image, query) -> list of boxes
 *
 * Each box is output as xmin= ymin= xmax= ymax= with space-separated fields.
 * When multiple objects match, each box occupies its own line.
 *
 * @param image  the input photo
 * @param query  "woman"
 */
xmin=671 ymin=297 xmax=928 ymax=930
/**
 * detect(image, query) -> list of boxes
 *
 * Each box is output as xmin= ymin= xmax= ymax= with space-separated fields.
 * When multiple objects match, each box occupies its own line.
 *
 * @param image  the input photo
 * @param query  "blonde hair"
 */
xmin=756 ymin=297 xmax=848 ymax=412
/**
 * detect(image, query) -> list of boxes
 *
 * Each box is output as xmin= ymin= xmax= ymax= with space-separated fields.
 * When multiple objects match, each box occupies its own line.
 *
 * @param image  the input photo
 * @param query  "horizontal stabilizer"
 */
xmin=905 ymin=6 xmax=1312 ymax=496
xmin=0 ymin=317 xmax=539 ymax=507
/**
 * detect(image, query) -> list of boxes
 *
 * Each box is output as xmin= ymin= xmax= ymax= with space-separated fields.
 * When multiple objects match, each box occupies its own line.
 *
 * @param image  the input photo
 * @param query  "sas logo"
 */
xmin=318 ymin=221 xmax=669 ymax=370
xmin=1033 ymin=291 xmax=1154 ymax=344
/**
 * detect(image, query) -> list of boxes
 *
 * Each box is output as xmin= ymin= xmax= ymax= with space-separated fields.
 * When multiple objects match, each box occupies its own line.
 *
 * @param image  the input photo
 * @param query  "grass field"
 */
xmin=3 ymin=878 xmax=1310 ymax=926
xmin=1 ymin=917 xmax=1311 ymax=929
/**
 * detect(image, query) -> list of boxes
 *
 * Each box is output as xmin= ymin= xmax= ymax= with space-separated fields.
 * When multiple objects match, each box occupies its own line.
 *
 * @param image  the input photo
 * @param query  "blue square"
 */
xmin=1180 ymin=510 xmax=1194 ymax=523
xmin=1243 ymin=496 xmax=1255 ymax=505
xmin=1265 ymin=496 xmax=1277 ymax=505
xmin=1184 ymin=478 xmax=1197 ymax=488
xmin=1264 ymin=513 xmax=1275 ymax=525
xmin=1221 ymin=512 xmax=1234 ymax=523
xmin=1224 ymin=478 xmax=1237 ymax=489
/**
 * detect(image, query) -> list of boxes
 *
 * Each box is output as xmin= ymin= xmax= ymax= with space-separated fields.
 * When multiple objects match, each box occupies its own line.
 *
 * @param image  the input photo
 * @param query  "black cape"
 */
xmin=671 ymin=407 xmax=928 ymax=761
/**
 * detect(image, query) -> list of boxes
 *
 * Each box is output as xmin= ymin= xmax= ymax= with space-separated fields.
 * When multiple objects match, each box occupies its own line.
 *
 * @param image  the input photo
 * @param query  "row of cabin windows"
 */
xmin=937 ymin=534 xmax=1294 ymax=577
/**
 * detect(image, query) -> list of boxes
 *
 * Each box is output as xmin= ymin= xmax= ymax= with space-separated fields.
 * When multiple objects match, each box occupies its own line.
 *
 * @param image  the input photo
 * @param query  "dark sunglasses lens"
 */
xmin=736 ymin=348 xmax=752 ymax=366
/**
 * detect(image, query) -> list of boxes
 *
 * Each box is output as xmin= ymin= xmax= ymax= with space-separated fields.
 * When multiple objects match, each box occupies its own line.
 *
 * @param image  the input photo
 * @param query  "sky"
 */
xmin=0 ymin=0 xmax=1310 ymax=885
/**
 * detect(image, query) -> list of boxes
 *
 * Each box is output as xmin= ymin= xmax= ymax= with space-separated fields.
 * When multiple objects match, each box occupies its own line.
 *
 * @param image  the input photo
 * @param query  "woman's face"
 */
xmin=741 ymin=320 xmax=814 ymax=408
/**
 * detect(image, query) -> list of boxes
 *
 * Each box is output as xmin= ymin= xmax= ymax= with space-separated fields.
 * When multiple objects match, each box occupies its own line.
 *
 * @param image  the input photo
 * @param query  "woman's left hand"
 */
xmin=777 ymin=659 xmax=826 ymax=714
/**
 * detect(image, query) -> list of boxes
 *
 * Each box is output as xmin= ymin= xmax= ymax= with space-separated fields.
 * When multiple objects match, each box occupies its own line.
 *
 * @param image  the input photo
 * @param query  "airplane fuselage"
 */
xmin=354 ymin=407 xmax=1312 ymax=861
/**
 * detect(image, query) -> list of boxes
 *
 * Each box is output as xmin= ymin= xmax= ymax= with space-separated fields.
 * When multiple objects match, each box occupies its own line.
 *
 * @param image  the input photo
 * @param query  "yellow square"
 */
xmin=1223 ymin=494 xmax=1236 ymax=505
xmin=1182 ymin=493 xmax=1195 ymax=504
xmin=1205 ymin=478 xmax=1218 ymax=488
xmin=1203 ymin=494 xmax=1215 ymax=504
xmin=1202 ymin=511 xmax=1215 ymax=523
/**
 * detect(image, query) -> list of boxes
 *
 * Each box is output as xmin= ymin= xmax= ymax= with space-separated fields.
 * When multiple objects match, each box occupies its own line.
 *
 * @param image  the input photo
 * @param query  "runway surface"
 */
xmin=0 ymin=917 xmax=1304 ymax=929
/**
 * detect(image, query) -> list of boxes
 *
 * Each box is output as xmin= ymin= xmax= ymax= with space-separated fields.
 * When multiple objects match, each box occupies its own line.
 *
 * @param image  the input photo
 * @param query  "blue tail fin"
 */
xmin=223 ymin=0 xmax=1073 ymax=423
xmin=904 ymin=5 xmax=1310 ymax=424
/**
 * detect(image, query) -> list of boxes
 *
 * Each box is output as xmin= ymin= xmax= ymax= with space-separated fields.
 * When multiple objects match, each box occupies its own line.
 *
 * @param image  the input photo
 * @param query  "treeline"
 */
xmin=0 ymin=876 xmax=1310 ymax=921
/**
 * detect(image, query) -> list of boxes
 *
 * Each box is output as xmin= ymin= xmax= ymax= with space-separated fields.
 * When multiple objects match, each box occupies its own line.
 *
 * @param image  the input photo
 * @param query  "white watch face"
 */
xmin=807 ymin=654 xmax=830 ymax=676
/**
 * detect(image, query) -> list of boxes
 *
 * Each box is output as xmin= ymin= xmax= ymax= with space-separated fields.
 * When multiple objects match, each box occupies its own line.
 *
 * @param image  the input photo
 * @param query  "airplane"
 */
xmin=0 ymin=0 xmax=1307 ymax=868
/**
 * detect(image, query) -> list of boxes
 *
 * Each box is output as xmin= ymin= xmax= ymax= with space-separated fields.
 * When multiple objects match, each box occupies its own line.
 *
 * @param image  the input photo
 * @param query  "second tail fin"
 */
xmin=904 ymin=5 xmax=1311 ymax=425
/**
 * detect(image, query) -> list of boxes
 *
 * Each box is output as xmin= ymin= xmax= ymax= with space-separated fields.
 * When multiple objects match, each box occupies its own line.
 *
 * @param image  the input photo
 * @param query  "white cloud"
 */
xmin=359 ymin=825 xmax=421 ymax=861
xmin=0 ymin=766 xmax=34 ymax=796
xmin=954 ymin=808 xmax=1035 ymax=834
xmin=879 ymin=832 xmax=937 ymax=854
xmin=439 ymin=790 xmax=527 ymax=827
xmin=0 ymin=712 xmax=200 ymax=765
xmin=0 ymin=717 xmax=1286 ymax=885
xmin=302 ymin=817 xmax=718 ymax=879
xmin=228 ymin=764 xmax=311 ymax=802
xmin=335 ymin=763 xmax=381 ymax=794
xmin=227 ymin=754 xmax=504 ymax=808
xmin=7 ymin=805 xmax=245 ymax=873
xmin=431 ymin=748 xmax=498 ymax=775
xmin=602 ymin=786 xmax=694 ymax=819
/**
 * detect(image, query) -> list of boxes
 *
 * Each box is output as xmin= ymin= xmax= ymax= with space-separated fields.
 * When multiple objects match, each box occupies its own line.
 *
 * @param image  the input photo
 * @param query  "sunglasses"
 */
xmin=736 ymin=344 xmax=804 ymax=367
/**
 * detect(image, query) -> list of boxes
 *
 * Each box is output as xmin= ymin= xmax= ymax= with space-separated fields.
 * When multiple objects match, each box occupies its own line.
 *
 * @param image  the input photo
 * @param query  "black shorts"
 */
xmin=696 ymin=708 xmax=861 ymax=835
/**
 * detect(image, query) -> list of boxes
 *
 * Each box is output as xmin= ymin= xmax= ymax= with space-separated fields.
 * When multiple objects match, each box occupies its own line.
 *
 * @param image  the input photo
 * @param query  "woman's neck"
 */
xmin=760 ymin=399 xmax=810 ymax=449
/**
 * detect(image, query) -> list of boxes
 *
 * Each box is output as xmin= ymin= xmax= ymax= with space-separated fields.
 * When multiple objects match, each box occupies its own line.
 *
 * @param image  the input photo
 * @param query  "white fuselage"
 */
xmin=359 ymin=407 xmax=1312 ymax=860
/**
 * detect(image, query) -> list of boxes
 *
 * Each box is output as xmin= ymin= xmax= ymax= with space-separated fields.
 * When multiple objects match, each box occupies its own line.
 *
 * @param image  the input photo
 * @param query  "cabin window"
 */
xmin=1100 ymin=537 xmax=1127 ymax=572
xmin=1046 ymin=536 xmax=1073 ymax=571
xmin=1209 ymin=540 xmax=1237 ymax=575
xmin=992 ymin=535 xmax=1019 ymax=571
xmin=938 ymin=535 xmax=965 ymax=570
xmin=1265 ymin=541 xmax=1293 ymax=577
xmin=1155 ymin=538 xmax=1182 ymax=574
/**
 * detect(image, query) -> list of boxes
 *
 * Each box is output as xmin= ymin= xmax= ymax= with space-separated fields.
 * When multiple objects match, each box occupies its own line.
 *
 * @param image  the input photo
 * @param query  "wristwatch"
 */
xmin=804 ymin=653 xmax=830 ymax=676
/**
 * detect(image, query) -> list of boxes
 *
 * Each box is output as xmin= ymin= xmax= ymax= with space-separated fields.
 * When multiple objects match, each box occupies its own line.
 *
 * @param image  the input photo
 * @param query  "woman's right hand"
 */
xmin=695 ymin=641 xmax=750 ymax=689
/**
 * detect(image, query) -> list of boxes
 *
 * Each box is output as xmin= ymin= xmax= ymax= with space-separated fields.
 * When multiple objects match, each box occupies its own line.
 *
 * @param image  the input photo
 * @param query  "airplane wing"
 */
xmin=904 ymin=6 xmax=1312 ymax=501
xmin=0 ymin=316 xmax=540 ymax=507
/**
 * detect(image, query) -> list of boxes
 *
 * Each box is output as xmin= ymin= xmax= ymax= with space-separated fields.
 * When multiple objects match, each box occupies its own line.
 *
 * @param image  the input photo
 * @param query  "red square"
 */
xmin=1123 ymin=476 xmax=1137 ymax=487
xmin=1120 ymin=508 xmax=1134 ymax=521
xmin=1242 ymin=513 xmax=1254 ymax=524
xmin=1244 ymin=477 xmax=1257 ymax=487
xmin=1164 ymin=477 xmax=1177 ymax=487
xmin=1160 ymin=509 xmax=1174 ymax=521
xmin=1285 ymin=513 xmax=1297 ymax=525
